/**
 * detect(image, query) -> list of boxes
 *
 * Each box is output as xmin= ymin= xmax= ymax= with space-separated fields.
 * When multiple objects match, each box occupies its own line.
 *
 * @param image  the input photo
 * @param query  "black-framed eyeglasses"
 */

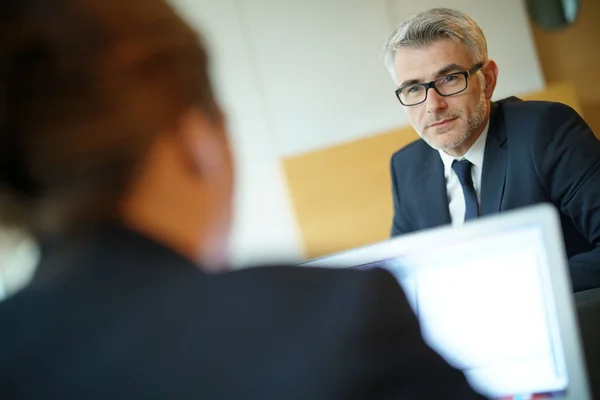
xmin=395 ymin=63 xmax=484 ymax=107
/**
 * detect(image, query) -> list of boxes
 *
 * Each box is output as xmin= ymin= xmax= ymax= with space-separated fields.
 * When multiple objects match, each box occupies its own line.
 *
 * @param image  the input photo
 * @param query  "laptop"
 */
xmin=298 ymin=203 xmax=590 ymax=400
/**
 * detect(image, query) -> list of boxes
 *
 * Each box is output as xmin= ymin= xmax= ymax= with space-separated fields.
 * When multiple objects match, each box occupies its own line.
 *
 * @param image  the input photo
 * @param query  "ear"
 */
xmin=177 ymin=107 xmax=229 ymax=182
xmin=482 ymin=60 xmax=499 ymax=100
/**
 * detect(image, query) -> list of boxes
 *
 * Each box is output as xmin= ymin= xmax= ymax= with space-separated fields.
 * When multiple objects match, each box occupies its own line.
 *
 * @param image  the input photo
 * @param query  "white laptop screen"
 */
xmin=342 ymin=225 xmax=568 ymax=399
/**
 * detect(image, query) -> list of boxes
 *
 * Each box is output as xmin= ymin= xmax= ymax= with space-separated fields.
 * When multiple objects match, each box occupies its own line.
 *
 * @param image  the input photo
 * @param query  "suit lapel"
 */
xmin=480 ymin=102 xmax=508 ymax=216
xmin=419 ymin=154 xmax=451 ymax=228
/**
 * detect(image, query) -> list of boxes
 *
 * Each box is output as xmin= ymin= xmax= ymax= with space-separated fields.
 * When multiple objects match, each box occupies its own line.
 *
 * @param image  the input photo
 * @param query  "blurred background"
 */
xmin=1 ymin=0 xmax=599 ymax=296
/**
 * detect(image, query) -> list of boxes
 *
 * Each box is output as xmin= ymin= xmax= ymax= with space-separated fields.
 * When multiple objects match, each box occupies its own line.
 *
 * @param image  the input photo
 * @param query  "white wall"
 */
xmin=241 ymin=0 xmax=544 ymax=157
xmin=237 ymin=0 xmax=403 ymax=157
xmin=168 ymin=0 xmax=544 ymax=266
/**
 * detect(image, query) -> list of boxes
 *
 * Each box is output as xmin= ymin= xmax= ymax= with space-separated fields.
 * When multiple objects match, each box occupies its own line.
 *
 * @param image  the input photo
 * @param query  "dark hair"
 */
xmin=0 ymin=0 xmax=216 ymax=237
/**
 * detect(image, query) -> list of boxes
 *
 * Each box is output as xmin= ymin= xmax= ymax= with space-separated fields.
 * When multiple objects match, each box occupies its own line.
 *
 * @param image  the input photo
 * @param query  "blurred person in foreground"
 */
xmin=0 ymin=0 xmax=484 ymax=399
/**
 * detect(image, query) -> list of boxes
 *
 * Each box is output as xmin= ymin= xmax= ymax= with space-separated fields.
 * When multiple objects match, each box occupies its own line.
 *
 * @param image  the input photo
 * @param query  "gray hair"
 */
xmin=383 ymin=8 xmax=488 ymax=77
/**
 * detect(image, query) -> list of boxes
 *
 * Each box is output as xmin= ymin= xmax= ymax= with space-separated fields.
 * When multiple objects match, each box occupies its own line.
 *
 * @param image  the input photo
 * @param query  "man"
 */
xmin=384 ymin=8 xmax=600 ymax=292
xmin=0 ymin=0 xmax=483 ymax=398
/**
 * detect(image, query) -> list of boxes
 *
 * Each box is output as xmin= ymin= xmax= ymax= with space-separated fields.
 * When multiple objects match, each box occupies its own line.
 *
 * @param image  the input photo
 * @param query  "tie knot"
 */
xmin=452 ymin=159 xmax=473 ymax=186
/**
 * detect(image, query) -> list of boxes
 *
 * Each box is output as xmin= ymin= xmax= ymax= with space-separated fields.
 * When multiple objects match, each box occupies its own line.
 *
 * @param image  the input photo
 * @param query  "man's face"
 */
xmin=392 ymin=39 xmax=493 ymax=152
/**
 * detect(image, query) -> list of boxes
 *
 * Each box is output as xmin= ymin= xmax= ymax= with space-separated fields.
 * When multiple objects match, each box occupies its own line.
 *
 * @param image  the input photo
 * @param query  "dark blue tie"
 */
xmin=452 ymin=159 xmax=479 ymax=221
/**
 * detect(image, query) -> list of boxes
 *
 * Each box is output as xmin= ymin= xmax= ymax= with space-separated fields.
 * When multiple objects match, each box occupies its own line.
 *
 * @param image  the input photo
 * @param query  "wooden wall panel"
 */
xmin=529 ymin=0 xmax=600 ymax=137
xmin=283 ymin=82 xmax=582 ymax=259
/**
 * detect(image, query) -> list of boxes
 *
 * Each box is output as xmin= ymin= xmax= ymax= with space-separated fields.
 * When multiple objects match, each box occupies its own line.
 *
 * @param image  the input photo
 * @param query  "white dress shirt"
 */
xmin=438 ymin=119 xmax=490 ymax=226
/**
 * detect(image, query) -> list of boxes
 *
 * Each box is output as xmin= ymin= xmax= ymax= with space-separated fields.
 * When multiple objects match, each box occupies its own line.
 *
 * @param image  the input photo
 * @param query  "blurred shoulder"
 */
xmin=215 ymin=264 xmax=404 ymax=304
xmin=223 ymin=264 xmax=398 ymax=290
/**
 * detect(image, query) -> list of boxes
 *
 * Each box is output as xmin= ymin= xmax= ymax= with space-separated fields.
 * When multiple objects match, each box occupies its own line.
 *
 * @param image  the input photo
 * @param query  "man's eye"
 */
xmin=442 ymin=75 xmax=458 ymax=84
xmin=407 ymin=86 xmax=422 ymax=93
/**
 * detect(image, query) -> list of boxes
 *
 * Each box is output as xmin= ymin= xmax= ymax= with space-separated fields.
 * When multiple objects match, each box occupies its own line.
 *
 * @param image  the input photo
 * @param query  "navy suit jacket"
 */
xmin=0 ymin=225 xmax=482 ymax=399
xmin=390 ymin=98 xmax=600 ymax=292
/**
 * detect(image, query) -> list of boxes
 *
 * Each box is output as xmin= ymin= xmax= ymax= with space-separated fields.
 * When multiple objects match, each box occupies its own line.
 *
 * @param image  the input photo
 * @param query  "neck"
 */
xmin=122 ymin=199 xmax=200 ymax=263
xmin=120 ymin=174 xmax=231 ymax=272
xmin=118 ymin=132 xmax=231 ymax=272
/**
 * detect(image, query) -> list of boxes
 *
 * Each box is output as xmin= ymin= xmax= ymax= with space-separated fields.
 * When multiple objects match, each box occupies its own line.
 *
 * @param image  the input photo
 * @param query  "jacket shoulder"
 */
xmin=226 ymin=264 xmax=399 ymax=295
xmin=497 ymin=99 xmax=584 ymax=143
xmin=499 ymin=99 xmax=579 ymax=120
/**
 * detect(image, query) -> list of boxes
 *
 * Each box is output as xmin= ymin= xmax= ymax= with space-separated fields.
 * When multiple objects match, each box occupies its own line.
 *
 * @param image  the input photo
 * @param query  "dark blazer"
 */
xmin=390 ymin=98 xmax=600 ymax=292
xmin=576 ymin=288 xmax=600 ymax=398
xmin=0 ymin=225 xmax=483 ymax=399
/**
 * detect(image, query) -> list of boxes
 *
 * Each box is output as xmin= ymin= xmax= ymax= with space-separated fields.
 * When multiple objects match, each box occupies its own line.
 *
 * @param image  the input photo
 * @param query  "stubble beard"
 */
xmin=421 ymin=92 xmax=488 ymax=151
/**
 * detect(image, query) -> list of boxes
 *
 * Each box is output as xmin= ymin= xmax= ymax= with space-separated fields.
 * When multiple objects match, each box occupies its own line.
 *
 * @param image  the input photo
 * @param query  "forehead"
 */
xmin=392 ymin=39 xmax=475 ymax=85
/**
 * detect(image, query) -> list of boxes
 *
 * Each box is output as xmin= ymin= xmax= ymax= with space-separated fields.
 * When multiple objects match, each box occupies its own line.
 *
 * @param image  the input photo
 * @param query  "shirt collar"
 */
xmin=438 ymin=118 xmax=490 ymax=174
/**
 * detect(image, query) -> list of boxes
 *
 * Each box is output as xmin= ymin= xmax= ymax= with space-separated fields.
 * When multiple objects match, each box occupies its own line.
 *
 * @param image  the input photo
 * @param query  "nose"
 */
xmin=425 ymin=88 xmax=448 ymax=114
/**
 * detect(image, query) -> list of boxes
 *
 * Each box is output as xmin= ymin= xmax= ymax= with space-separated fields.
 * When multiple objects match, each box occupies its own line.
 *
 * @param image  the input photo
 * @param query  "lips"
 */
xmin=429 ymin=117 xmax=457 ymax=128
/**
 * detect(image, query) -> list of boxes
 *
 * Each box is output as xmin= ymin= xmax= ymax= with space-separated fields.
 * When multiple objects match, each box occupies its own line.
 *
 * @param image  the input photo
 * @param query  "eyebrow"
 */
xmin=398 ymin=63 xmax=468 ymax=88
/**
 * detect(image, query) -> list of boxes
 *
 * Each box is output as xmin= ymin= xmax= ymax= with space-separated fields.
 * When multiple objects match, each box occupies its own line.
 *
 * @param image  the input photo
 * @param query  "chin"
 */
xmin=438 ymin=131 xmax=471 ymax=150
xmin=424 ymin=136 xmax=461 ymax=151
